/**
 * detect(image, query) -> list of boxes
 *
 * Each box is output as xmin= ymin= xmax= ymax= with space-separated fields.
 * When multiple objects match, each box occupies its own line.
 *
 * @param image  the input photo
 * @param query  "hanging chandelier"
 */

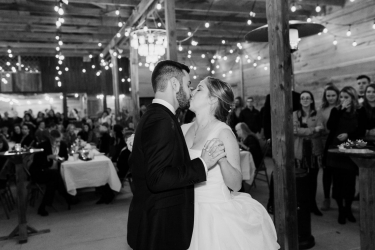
xmin=130 ymin=28 xmax=167 ymax=70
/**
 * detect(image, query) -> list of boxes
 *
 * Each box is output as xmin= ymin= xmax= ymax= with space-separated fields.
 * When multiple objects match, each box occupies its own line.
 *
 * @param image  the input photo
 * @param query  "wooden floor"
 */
xmin=0 ymin=158 xmax=360 ymax=250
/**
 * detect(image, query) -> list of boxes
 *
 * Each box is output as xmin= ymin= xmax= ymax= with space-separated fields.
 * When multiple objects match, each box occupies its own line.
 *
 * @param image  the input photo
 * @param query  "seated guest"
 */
xmin=235 ymin=122 xmax=263 ymax=168
xmin=109 ymin=124 xmax=126 ymax=162
xmin=0 ymin=125 xmax=11 ymax=141
xmin=57 ymin=124 xmax=65 ymax=134
xmin=20 ymin=124 xmax=35 ymax=148
xmin=29 ymin=130 xmax=73 ymax=216
xmin=35 ymin=111 xmax=45 ymax=124
xmin=325 ymin=86 xmax=366 ymax=224
xmin=363 ymin=84 xmax=375 ymax=136
xmin=11 ymin=124 xmax=23 ymax=143
xmin=98 ymin=123 xmax=111 ymax=155
xmin=64 ymin=124 xmax=77 ymax=148
xmin=44 ymin=109 xmax=58 ymax=128
xmin=22 ymin=113 xmax=36 ymax=134
xmin=35 ymin=121 xmax=50 ymax=143
xmin=77 ymin=123 xmax=96 ymax=143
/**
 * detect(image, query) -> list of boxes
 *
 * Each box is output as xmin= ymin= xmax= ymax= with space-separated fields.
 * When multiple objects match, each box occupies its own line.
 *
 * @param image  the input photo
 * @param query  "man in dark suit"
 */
xmin=30 ymin=130 xmax=71 ymax=216
xmin=128 ymin=60 xmax=225 ymax=250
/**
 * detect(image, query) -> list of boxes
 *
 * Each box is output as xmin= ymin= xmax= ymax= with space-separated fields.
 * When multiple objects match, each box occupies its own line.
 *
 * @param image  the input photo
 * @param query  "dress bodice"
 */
xmin=182 ymin=122 xmax=233 ymax=203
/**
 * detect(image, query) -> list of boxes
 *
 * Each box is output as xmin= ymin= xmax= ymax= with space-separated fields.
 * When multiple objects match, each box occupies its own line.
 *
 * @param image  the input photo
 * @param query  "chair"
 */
xmin=251 ymin=139 xmax=271 ymax=190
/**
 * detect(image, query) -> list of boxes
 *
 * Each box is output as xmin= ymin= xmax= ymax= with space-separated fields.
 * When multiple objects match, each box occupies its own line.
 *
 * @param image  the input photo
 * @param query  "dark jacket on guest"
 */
xmin=240 ymin=107 xmax=261 ymax=133
xmin=20 ymin=134 xmax=35 ymax=148
xmin=117 ymin=147 xmax=131 ymax=180
xmin=78 ymin=130 xmax=96 ymax=143
xmin=109 ymin=137 xmax=126 ymax=163
xmin=30 ymin=140 xmax=69 ymax=175
xmin=99 ymin=132 xmax=111 ymax=155
xmin=243 ymin=134 xmax=263 ymax=168
xmin=12 ymin=132 xmax=23 ymax=144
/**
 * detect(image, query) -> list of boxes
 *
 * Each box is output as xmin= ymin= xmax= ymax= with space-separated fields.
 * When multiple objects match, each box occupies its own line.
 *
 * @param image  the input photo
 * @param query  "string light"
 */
xmin=139 ymin=62 xmax=143 ymax=66
xmin=249 ymin=11 xmax=256 ymax=17
xmin=223 ymin=56 xmax=227 ymax=60
xmin=193 ymin=75 xmax=197 ymax=79
xmin=115 ymin=9 xmax=120 ymax=15
xmin=187 ymin=31 xmax=192 ymax=36
xmin=291 ymin=3 xmax=296 ymax=12
xmin=257 ymin=55 xmax=262 ymax=60
xmin=211 ymin=70 xmax=215 ymax=74
xmin=188 ymin=50 xmax=192 ymax=54
xmin=229 ymin=70 xmax=232 ymax=74
xmin=157 ymin=22 xmax=161 ymax=27
xmin=347 ymin=25 xmax=351 ymax=36
xmin=7 ymin=49 xmax=11 ymax=54
xmin=230 ymin=49 xmax=233 ymax=53
xmin=98 ymin=43 xmax=102 ymax=47
xmin=315 ymin=4 xmax=321 ymax=13
xmin=58 ymin=40 xmax=63 ymax=46
xmin=323 ymin=28 xmax=328 ymax=33
xmin=201 ymin=54 xmax=206 ymax=58
xmin=333 ymin=37 xmax=338 ymax=45
xmin=211 ymin=59 xmax=215 ymax=64
xmin=116 ymin=33 xmax=121 ymax=38
xmin=82 ymin=69 xmax=86 ymax=73
xmin=178 ymin=44 xmax=183 ymax=51
xmin=125 ymin=31 xmax=129 ymax=37
xmin=92 ymin=65 xmax=95 ymax=69
xmin=247 ymin=20 xmax=252 ymax=25
xmin=222 ymin=40 xmax=226 ymax=44
xmin=55 ymin=35 xmax=60 ymax=40
xmin=187 ymin=55 xmax=191 ymax=58
xmin=118 ymin=22 xmax=123 ymax=27
xmin=205 ymin=22 xmax=210 ymax=28
xmin=207 ymin=67 xmax=210 ymax=71
xmin=156 ymin=3 xmax=162 ymax=10
xmin=253 ymin=62 xmax=257 ymax=67
xmin=65 ymin=67 xmax=69 ymax=71
xmin=307 ymin=17 xmax=312 ymax=23
xmin=352 ymin=40 xmax=357 ymax=47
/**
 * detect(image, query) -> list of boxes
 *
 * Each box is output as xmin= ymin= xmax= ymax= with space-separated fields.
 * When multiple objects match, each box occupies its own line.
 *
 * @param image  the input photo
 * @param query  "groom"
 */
xmin=128 ymin=60 xmax=226 ymax=250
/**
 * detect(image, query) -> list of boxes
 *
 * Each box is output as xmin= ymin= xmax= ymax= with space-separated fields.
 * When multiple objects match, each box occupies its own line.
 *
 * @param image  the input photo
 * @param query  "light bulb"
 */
xmin=56 ymin=46 xmax=60 ymax=51
xmin=115 ymin=9 xmax=120 ymax=15
xmin=230 ymin=49 xmax=233 ymax=53
xmin=9 ymin=54 xmax=13 ymax=58
xmin=222 ymin=74 xmax=226 ymax=77
xmin=98 ymin=43 xmax=102 ymax=47
xmin=315 ymin=5 xmax=321 ymax=12
xmin=187 ymin=31 xmax=192 ymax=36
xmin=211 ymin=59 xmax=215 ymax=64
xmin=89 ymin=54 xmax=93 ymax=58
xmin=58 ymin=8 xmax=64 ymax=15
xmin=211 ymin=70 xmax=215 ymax=74
xmin=143 ymin=26 xmax=148 ymax=32
xmin=347 ymin=30 xmax=351 ymax=36
xmin=307 ymin=17 xmax=312 ymax=23
xmin=205 ymin=22 xmax=210 ymax=28
xmin=82 ymin=69 xmax=86 ymax=73
xmin=54 ymin=6 xmax=59 ymax=12
xmin=222 ymin=40 xmax=225 ymax=44
xmin=253 ymin=62 xmax=257 ymax=67
xmin=100 ymin=53 xmax=103 ymax=57
xmin=125 ymin=31 xmax=129 ymax=37
xmin=257 ymin=55 xmax=261 ymax=60
xmin=118 ymin=22 xmax=123 ymax=27
xmin=207 ymin=67 xmax=210 ymax=71
xmin=116 ymin=33 xmax=121 ymax=38
xmin=188 ymin=55 xmax=191 ymax=58
xmin=157 ymin=22 xmax=161 ymax=27
xmin=216 ymin=65 xmax=219 ymax=69
xmin=188 ymin=50 xmax=192 ymax=54
xmin=373 ymin=22 xmax=375 ymax=29
xmin=156 ymin=3 xmax=162 ymax=10
xmin=58 ymin=40 xmax=63 ymax=46
xmin=56 ymin=20 xmax=61 ymax=28
xmin=247 ymin=59 xmax=251 ymax=63
xmin=193 ymin=75 xmax=197 ymax=79
xmin=201 ymin=54 xmax=205 ymax=58
xmin=224 ymin=56 xmax=227 ymax=60
xmin=229 ymin=70 xmax=232 ymax=74
xmin=92 ymin=65 xmax=95 ymax=69
xmin=178 ymin=45 xmax=183 ymax=51
xmin=247 ymin=19 xmax=252 ymax=25
xmin=264 ymin=66 xmax=268 ymax=70
xmin=7 ymin=49 xmax=11 ymax=54
xmin=55 ymin=35 xmax=60 ymax=40
xmin=56 ymin=66 xmax=59 ymax=70
xmin=58 ymin=81 xmax=62 ymax=87
xmin=323 ymin=28 xmax=328 ymax=33
xmin=65 ymin=67 xmax=69 ymax=71
xmin=139 ymin=62 xmax=143 ymax=66
xmin=333 ymin=39 xmax=338 ymax=45
xmin=291 ymin=4 xmax=296 ymax=12
xmin=352 ymin=41 xmax=357 ymax=47
xmin=318 ymin=32 xmax=322 ymax=35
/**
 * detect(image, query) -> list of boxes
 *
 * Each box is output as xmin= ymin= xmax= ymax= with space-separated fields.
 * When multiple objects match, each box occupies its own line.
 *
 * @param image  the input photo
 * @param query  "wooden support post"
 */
xmin=130 ymin=47 xmax=140 ymax=128
xmin=165 ymin=0 xmax=177 ymax=61
xmin=62 ymin=92 xmax=68 ymax=120
xmin=266 ymin=0 xmax=299 ymax=249
xmin=111 ymin=52 xmax=120 ymax=119
xmin=239 ymin=54 xmax=245 ymax=101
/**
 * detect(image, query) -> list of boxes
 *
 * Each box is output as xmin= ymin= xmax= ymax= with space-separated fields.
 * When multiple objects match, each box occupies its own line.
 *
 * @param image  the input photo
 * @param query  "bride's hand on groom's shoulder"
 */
xmin=201 ymin=138 xmax=226 ymax=170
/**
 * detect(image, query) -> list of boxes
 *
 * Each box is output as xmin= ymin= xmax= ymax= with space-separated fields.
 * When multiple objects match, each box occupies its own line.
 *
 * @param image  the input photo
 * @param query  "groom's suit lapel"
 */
xmin=149 ymin=103 xmax=190 ymax=156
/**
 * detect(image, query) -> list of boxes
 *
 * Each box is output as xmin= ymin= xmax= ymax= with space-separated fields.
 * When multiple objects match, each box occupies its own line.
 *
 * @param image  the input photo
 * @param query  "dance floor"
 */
xmin=0 ymin=158 xmax=360 ymax=250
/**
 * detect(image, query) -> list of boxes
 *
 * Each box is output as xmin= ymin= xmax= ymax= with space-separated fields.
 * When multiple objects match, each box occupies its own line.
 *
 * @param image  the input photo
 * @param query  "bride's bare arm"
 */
xmin=215 ymin=129 xmax=242 ymax=191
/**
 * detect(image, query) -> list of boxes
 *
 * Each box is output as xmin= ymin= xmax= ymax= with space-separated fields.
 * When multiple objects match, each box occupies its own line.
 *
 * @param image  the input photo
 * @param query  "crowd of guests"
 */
xmin=224 ymin=74 xmax=374 ymax=225
xmin=0 ymin=107 xmax=134 ymax=216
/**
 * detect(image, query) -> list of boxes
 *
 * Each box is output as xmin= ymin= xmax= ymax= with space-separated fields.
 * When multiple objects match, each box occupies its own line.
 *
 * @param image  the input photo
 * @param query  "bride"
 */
xmin=182 ymin=76 xmax=279 ymax=250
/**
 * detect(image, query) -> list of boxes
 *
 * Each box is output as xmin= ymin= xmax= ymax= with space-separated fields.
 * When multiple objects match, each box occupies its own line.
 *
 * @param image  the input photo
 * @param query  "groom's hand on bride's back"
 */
xmin=201 ymin=138 xmax=226 ymax=169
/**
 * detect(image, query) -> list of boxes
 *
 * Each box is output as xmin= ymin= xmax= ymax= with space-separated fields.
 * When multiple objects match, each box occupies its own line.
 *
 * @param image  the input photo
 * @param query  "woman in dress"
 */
xmin=317 ymin=85 xmax=340 ymax=211
xmin=325 ymin=86 xmax=366 ymax=224
xmin=182 ymin=76 xmax=279 ymax=250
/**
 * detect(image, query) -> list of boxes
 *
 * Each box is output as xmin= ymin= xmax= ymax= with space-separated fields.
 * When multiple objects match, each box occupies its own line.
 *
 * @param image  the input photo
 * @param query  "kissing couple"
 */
xmin=127 ymin=60 xmax=279 ymax=250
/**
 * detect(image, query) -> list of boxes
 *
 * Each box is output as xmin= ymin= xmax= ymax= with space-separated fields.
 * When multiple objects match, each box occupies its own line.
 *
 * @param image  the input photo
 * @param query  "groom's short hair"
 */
xmin=151 ymin=60 xmax=190 ymax=93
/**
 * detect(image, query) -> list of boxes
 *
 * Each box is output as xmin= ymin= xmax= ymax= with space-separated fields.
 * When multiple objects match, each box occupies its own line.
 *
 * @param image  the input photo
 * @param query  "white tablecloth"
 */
xmin=240 ymin=151 xmax=256 ymax=184
xmin=61 ymin=155 xmax=121 ymax=196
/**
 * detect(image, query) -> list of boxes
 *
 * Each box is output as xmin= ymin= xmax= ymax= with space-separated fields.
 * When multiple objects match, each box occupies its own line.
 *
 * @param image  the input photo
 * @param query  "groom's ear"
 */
xmin=170 ymin=77 xmax=180 ymax=93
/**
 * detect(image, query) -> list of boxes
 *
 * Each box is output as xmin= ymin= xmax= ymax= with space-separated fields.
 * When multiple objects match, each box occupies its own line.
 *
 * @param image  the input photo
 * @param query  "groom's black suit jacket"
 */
xmin=128 ymin=103 xmax=206 ymax=250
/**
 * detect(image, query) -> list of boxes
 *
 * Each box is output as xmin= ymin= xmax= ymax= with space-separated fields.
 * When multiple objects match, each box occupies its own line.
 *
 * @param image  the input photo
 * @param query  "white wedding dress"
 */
xmin=182 ymin=122 xmax=279 ymax=250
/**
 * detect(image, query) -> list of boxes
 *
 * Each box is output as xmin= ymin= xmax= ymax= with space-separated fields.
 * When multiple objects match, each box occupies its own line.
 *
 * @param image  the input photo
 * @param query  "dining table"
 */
xmin=240 ymin=150 xmax=256 ymax=184
xmin=0 ymin=149 xmax=50 ymax=244
xmin=60 ymin=154 xmax=121 ymax=196
xmin=328 ymin=148 xmax=375 ymax=250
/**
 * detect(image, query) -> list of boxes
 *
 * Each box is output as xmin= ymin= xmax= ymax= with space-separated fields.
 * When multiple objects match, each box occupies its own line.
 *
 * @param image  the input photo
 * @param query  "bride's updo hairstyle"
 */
xmin=205 ymin=76 xmax=234 ymax=122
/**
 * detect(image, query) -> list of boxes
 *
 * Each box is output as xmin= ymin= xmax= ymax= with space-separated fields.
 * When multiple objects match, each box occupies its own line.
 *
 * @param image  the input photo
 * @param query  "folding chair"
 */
xmin=251 ymin=139 xmax=271 ymax=190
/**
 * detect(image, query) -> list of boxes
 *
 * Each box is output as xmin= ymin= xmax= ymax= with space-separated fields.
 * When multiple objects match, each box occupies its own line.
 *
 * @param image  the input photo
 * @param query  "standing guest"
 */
xmin=35 ymin=121 xmax=50 ymax=143
xmin=240 ymin=97 xmax=261 ymax=134
xmin=44 ymin=109 xmax=58 ymax=128
xmin=293 ymin=91 xmax=324 ymax=216
xmin=22 ymin=113 xmax=36 ymax=134
xmin=11 ymin=124 xmax=23 ymax=143
xmin=64 ymin=124 xmax=77 ymax=148
xmin=28 ymin=109 xmax=35 ymax=119
xmin=363 ymin=84 xmax=375 ymax=136
xmin=29 ymin=130 xmax=74 ymax=216
xmin=12 ymin=111 xmax=23 ymax=125
xmin=99 ymin=111 xmax=112 ymax=127
xmin=235 ymin=122 xmax=263 ymax=168
xmin=56 ymin=124 xmax=65 ymax=134
xmin=227 ymin=96 xmax=243 ymax=134
xmin=2 ymin=112 xmax=14 ymax=132
xmin=317 ymin=85 xmax=340 ymax=211
xmin=325 ymin=86 xmax=367 ymax=224
xmin=55 ymin=112 xmax=63 ymax=124
xmin=117 ymin=131 xmax=133 ymax=182
xmin=356 ymin=75 xmax=371 ymax=104
xmin=98 ymin=123 xmax=111 ymax=155
xmin=109 ymin=124 xmax=126 ymax=162
xmin=36 ymin=111 xmax=45 ymax=124
xmin=1 ymin=125 xmax=11 ymax=141
xmin=20 ymin=124 xmax=35 ymax=148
